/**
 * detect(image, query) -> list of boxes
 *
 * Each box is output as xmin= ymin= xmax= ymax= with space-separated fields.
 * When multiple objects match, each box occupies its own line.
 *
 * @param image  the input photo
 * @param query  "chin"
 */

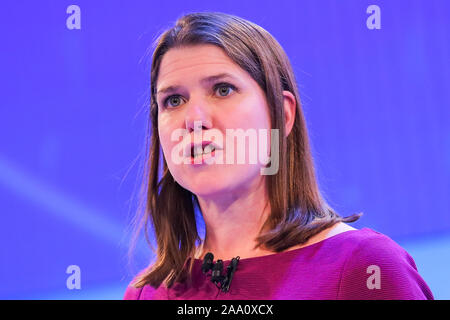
xmin=171 ymin=164 xmax=262 ymax=198
xmin=184 ymin=177 xmax=229 ymax=197
xmin=175 ymin=170 xmax=236 ymax=198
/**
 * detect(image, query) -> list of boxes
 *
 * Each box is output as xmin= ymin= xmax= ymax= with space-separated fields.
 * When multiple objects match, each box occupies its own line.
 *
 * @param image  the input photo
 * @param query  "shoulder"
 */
xmin=336 ymin=228 xmax=434 ymax=300
xmin=123 ymin=268 xmax=152 ymax=300
xmin=338 ymin=227 xmax=410 ymax=256
xmin=123 ymin=267 xmax=169 ymax=300
xmin=123 ymin=282 xmax=144 ymax=300
xmin=342 ymin=228 xmax=419 ymax=269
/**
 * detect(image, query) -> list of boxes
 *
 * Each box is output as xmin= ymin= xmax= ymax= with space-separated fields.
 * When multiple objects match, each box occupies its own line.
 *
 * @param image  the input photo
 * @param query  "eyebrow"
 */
xmin=156 ymin=73 xmax=238 ymax=96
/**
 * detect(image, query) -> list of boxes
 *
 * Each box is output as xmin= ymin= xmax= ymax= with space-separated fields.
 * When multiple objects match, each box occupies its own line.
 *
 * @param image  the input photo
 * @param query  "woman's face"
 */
xmin=156 ymin=44 xmax=272 ymax=199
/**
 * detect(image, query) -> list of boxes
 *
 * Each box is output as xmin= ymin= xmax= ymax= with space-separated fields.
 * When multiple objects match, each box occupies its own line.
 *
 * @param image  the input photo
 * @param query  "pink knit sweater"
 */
xmin=124 ymin=228 xmax=434 ymax=300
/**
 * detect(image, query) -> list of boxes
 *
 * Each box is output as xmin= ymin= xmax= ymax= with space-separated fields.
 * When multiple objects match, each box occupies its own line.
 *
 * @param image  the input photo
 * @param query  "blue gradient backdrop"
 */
xmin=0 ymin=1 xmax=449 ymax=299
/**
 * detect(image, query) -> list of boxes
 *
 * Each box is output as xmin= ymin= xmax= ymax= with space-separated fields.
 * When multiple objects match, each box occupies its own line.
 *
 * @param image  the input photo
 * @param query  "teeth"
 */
xmin=192 ymin=146 xmax=215 ymax=157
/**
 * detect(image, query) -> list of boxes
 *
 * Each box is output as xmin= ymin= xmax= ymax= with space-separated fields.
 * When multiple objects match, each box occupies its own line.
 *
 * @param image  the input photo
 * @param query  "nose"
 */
xmin=185 ymin=98 xmax=213 ymax=133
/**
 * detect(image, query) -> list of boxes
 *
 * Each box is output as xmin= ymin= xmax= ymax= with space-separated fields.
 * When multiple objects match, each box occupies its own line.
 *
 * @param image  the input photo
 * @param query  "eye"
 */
xmin=163 ymin=95 xmax=184 ymax=108
xmin=214 ymin=83 xmax=237 ymax=97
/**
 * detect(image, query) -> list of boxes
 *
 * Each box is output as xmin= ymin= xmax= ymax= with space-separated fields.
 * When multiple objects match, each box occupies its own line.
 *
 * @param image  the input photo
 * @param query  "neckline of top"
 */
xmin=193 ymin=227 xmax=371 ymax=264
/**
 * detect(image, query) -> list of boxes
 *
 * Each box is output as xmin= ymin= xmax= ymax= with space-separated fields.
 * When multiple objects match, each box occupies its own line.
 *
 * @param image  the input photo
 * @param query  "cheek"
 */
xmin=238 ymin=98 xmax=272 ymax=160
xmin=230 ymin=95 xmax=271 ymax=129
xmin=158 ymin=120 xmax=177 ymax=164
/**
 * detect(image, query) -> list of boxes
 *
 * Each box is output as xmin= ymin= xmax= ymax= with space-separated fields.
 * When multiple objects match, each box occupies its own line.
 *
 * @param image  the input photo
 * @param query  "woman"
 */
xmin=124 ymin=12 xmax=433 ymax=300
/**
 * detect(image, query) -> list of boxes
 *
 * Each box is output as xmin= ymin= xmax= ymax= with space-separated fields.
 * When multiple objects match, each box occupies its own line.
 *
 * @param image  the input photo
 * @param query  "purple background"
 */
xmin=0 ymin=0 xmax=449 ymax=299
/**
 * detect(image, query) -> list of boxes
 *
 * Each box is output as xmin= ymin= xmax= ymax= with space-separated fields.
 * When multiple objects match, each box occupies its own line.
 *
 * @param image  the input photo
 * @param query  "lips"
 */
xmin=185 ymin=141 xmax=223 ymax=159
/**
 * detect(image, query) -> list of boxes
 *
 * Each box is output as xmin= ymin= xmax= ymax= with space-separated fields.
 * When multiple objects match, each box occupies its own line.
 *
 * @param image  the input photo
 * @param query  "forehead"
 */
xmin=157 ymin=44 xmax=244 ymax=87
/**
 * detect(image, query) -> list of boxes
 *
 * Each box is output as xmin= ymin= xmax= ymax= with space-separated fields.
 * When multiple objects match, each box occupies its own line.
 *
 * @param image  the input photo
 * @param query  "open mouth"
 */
xmin=191 ymin=145 xmax=216 ymax=159
xmin=186 ymin=141 xmax=223 ymax=165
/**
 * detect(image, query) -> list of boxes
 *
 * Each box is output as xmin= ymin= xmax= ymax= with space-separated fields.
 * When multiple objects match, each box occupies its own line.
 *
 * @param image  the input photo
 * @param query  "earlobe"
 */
xmin=282 ymin=90 xmax=296 ymax=137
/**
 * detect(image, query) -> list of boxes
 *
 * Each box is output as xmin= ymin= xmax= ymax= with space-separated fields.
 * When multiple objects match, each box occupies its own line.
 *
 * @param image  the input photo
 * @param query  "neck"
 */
xmin=195 ymin=175 xmax=273 ymax=261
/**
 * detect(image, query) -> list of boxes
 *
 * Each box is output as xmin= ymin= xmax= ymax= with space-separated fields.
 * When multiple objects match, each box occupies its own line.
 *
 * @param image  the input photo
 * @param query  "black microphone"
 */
xmin=201 ymin=252 xmax=240 ymax=293
xmin=222 ymin=256 xmax=240 ymax=292
xmin=211 ymin=259 xmax=225 ymax=285
xmin=201 ymin=252 xmax=214 ymax=274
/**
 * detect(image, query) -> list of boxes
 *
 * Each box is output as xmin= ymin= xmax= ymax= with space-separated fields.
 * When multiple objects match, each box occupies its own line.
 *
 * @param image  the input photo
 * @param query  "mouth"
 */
xmin=187 ymin=141 xmax=222 ymax=163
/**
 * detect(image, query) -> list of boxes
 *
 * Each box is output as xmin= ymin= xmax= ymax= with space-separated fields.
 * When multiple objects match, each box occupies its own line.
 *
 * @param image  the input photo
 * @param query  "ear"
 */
xmin=282 ymin=90 xmax=296 ymax=137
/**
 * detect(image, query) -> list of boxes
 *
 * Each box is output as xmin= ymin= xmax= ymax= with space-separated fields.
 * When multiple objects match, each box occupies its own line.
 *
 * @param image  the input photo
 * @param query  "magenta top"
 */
xmin=123 ymin=228 xmax=434 ymax=300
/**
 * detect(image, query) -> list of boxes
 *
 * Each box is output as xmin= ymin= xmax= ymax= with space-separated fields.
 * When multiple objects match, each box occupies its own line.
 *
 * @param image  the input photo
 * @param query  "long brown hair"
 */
xmin=130 ymin=12 xmax=361 ymax=289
